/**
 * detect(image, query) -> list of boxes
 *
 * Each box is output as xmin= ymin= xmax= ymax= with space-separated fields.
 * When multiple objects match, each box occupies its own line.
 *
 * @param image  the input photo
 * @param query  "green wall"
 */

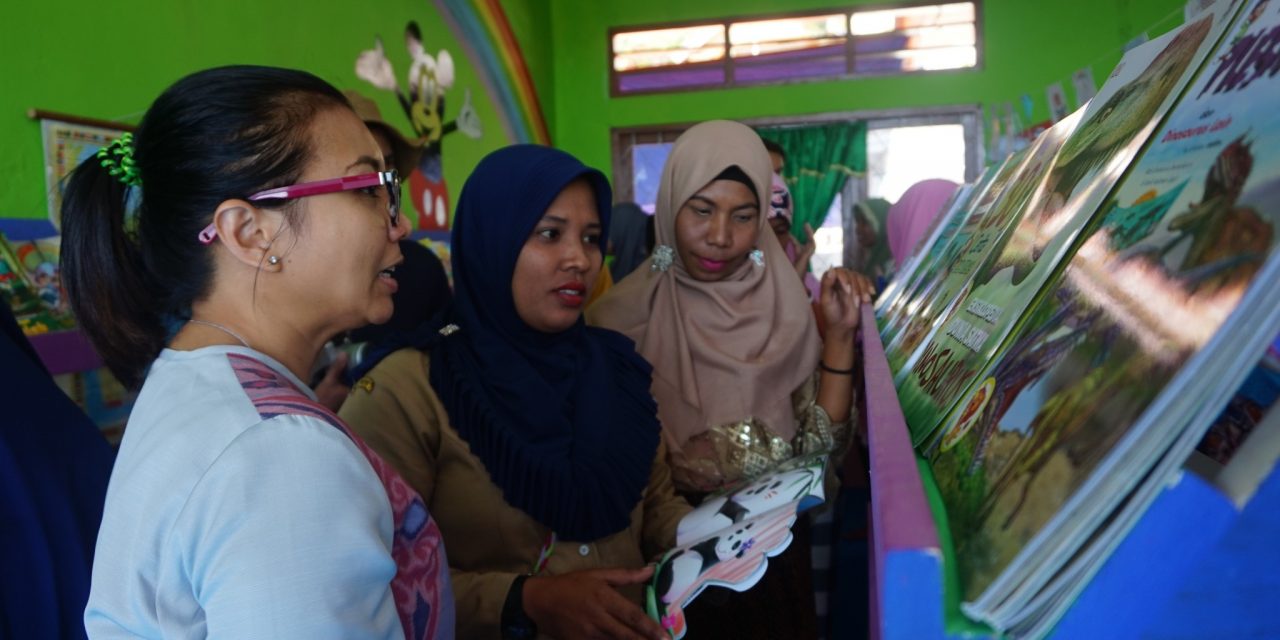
xmin=0 ymin=0 xmax=1200 ymax=222
xmin=500 ymin=0 xmax=558 ymax=142
xmin=0 ymin=0 xmax=516 ymax=223
xmin=546 ymin=0 xmax=1190 ymax=176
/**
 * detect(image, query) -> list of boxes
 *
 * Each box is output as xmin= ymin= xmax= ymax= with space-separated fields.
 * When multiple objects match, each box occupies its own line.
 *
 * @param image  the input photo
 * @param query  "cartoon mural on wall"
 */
xmin=356 ymin=20 xmax=482 ymax=231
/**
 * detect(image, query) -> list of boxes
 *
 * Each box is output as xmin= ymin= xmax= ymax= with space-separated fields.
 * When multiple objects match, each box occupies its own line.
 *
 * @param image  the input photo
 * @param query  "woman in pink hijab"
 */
xmin=886 ymin=178 xmax=960 ymax=269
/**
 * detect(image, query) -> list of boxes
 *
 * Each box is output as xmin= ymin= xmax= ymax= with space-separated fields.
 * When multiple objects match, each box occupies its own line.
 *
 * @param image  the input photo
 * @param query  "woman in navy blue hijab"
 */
xmin=0 ymin=300 xmax=114 ymax=639
xmin=339 ymin=145 xmax=689 ymax=640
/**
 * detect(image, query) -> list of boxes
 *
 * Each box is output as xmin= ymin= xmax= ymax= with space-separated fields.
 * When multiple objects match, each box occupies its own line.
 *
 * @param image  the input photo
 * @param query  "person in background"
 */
xmin=770 ymin=172 xmax=820 ymax=300
xmin=344 ymin=89 xmax=424 ymax=181
xmin=763 ymin=138 xmax=787 ymax=175
xmin=589 ymin=120 xmax=874 ymax=639
xmin=311 ymin=238 xmax=454 ymax=412
xmin=886 ymin=179 xmax=960 ymax=269
xmin=0 ymin=299 xmax=114 ymax=640
xmin=587 ymin=253 xmax=615 ymax=306
xmin=608 ymin=202 xmax=650 ymax=282
xmin=347 ymin=239 xmax=453 ymax=350
xmin=853 ymin=197 xmax=893 ymax=285
xmin=65 ymin=65 xmax=453 ymax=639
xmin=339 ymin=144 xmax=688 ymax=640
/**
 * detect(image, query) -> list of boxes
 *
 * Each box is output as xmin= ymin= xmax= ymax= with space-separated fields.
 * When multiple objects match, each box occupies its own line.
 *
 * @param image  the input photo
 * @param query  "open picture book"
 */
xmin=644 ymin=451 xmax=828 ymax=639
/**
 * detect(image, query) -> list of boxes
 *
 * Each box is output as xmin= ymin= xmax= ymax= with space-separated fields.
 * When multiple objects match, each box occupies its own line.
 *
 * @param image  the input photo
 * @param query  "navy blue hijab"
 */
xmin=429 ymin=145 xmax=660 ymax=541
xmin=1 ymin=300 xmax=114 ymax=638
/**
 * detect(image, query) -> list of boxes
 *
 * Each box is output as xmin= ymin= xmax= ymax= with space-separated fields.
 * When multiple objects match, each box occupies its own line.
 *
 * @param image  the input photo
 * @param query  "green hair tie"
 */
xmin=96 ymin=133 xmax=142 ymax=188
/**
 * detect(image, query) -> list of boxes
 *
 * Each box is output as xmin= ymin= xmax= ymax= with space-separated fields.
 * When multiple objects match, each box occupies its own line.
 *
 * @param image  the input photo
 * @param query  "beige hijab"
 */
xmin=588 ymin=120 xmax=821 ymax=450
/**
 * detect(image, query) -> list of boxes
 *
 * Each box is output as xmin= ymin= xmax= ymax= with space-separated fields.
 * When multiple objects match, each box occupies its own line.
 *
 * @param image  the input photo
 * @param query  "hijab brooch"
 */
xmin=652 ymin=245 xmax=675 ymax=272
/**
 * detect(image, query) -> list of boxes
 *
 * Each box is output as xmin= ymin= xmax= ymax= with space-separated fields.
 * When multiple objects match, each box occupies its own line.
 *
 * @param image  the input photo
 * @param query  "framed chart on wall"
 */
xmin=31 ymin=109 xmax=135 ymax=230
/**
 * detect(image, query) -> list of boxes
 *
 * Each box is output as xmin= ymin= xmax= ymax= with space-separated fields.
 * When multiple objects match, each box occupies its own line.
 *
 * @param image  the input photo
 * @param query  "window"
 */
xmin=610 ymin=2 xmax=980 ymax=95
xmin=866 ymin=123 xmax=967 ymax=201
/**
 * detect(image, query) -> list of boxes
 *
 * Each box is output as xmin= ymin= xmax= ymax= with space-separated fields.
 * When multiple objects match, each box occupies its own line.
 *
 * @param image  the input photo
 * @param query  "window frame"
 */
xmin=608 ymin=0 xmax=984 ymax=97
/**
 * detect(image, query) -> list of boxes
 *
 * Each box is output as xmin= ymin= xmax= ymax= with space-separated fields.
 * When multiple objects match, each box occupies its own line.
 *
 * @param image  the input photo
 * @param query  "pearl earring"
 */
xmin=268 ymin=255 xmax=280 ymax=265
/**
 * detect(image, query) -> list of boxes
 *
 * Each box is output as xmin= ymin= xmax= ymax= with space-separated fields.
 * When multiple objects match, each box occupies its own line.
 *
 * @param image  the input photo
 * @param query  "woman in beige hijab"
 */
xmin=588 ymin=120 xmax=873 ymax=638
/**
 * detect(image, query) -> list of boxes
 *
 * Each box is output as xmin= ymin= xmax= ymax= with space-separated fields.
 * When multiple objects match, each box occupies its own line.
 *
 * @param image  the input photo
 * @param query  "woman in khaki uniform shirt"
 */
xmin=340 ymin=145 xmax=688 ymax=640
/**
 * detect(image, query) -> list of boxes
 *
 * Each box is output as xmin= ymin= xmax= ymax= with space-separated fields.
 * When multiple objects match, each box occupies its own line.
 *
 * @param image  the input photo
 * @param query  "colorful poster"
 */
xmin=0 ymin=233 xmax=73 ymax=335
xmin=895 ymin=5 xmax=1234 ymax=444
xmin=927 ymin=0 xmax=1280 ymax=618
xmin=1046 ymin=82 xmax=1070 ymax=122
xmin=40 ymin=119 xmax=128 ymax=230
xmin=1071 ymin=67 xmax=1098 ymax=108
xmin=12 ymin=236 xmax=71 ymax=320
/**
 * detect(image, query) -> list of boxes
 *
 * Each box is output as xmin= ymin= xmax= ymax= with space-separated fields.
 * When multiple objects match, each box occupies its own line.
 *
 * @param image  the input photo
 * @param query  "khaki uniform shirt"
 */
xmin=339 ymin=349 xmax=692 ymax=639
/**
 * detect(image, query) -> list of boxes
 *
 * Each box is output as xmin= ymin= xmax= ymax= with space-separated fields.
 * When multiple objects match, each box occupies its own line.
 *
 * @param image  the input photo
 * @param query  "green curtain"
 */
xmin=757 ymin=122 xmax=867 ymax=244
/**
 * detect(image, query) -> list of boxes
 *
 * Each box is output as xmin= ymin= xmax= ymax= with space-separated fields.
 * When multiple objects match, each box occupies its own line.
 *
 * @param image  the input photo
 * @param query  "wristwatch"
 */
xmin=501 ymin=574 xmax=538 ymax=639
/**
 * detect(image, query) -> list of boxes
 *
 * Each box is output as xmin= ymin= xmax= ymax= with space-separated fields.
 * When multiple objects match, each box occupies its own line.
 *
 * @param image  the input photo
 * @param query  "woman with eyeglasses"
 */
xmin=64 ymin=66 xmax=454 ymax=639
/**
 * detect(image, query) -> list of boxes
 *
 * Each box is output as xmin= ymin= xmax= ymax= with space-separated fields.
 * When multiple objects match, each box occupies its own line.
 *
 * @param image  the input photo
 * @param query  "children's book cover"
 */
xmin=925 ymin=0 xmax=1280 ymax=609
xmin=0 ymin=233 xmax=72 ymax=335
xmin=645 ymin=453 xmax=826 ymax=639
xmin=895 ymin=5 xmax=1234 ymax=444
xmin=886 ymin=112 xmax=1081 ymax=407
xmin=875 ymin=179 xmax=978 ymax=318
xmin=13 ymin=236 xmax=73 ymax=322
xmin=878 ymin=144 xmax=1036 ymax=371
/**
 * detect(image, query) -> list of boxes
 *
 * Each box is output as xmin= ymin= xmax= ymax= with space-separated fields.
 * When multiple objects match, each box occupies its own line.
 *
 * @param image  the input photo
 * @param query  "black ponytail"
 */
xmin=59 ymin=65 xmax=348 ymax=388
xmin=60 ymin=157 xmax=162 ymax=389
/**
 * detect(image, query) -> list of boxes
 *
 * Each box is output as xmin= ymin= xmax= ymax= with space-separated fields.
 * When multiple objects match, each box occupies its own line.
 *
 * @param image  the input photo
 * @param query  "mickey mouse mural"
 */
xmin=356 ymin=21 xmax=482 ymax=231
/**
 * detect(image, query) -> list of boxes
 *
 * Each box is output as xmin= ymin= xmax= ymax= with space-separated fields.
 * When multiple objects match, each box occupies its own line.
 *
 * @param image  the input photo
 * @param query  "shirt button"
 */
xmin=578 ymin=544 xmax=590 ymax=557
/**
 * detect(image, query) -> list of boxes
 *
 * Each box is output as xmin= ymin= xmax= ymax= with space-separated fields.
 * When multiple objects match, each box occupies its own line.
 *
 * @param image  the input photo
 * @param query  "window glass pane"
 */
xmin=728 ymin=13 xmax=848 ymax=85
xmin=729 ymin=14 xmax=847 ymax=46
xmin=611 ymin=2 xmax=979 ymax=93
xmin=632 ymin=143 xmax=673 ymax=213
xmin=729 ymin=37 xmax=846 ymax=59
xmin=612 ymin=25 xmax=726 ymax=71
xmin=866 ymin=124 xmax=966 ymax=202
xmin=618 ymin=66 xmax=727 ymax=92
xmin=850 ymin=2 xmax=974 ymax=36
xmin=734 ymin=45 xmax=847 ymax=85
xmin=614 ymin=45 xmax=726 ymax=72
xmin=854 ymin=46 xmax=977 ymax=73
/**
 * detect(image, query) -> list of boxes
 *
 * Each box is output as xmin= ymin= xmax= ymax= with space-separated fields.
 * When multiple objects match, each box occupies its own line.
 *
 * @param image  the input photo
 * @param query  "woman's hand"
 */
xmin=819 ymin=267 xmax=875 ymax=340
xmin=313 ymin=351 xmax=350 ymax=412
xmin=800 ymin=223 xmax=818 ymax=260
xmin=524 ymin=567 xmax=667 ymax=640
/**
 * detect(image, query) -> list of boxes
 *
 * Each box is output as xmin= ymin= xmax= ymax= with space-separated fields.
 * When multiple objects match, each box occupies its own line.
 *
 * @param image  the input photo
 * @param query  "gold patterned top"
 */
xmin=666 ymin=372 xmax=855 ymax=493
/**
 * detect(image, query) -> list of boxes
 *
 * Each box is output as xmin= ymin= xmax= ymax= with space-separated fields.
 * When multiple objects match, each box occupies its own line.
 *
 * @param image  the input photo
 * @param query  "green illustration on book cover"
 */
xmin=927 ymin=1 xmax=1280 ymax=610
xmin=896 ymin=6 xmax=1232 ymax=445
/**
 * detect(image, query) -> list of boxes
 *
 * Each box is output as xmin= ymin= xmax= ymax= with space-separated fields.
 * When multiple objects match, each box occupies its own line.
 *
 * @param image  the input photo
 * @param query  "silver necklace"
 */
xmin=188 ymin=319 xmax=251 ymax=348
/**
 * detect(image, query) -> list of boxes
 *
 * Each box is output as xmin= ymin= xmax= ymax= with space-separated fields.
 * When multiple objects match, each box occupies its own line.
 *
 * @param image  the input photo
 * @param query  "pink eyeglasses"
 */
xmin=198 ymin=170 xmax=401 ymax=244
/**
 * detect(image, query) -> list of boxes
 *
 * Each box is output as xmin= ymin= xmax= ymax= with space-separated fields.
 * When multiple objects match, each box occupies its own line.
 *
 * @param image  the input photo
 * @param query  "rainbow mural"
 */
xmin=434 ymin=0 xmax=551 ymax=146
